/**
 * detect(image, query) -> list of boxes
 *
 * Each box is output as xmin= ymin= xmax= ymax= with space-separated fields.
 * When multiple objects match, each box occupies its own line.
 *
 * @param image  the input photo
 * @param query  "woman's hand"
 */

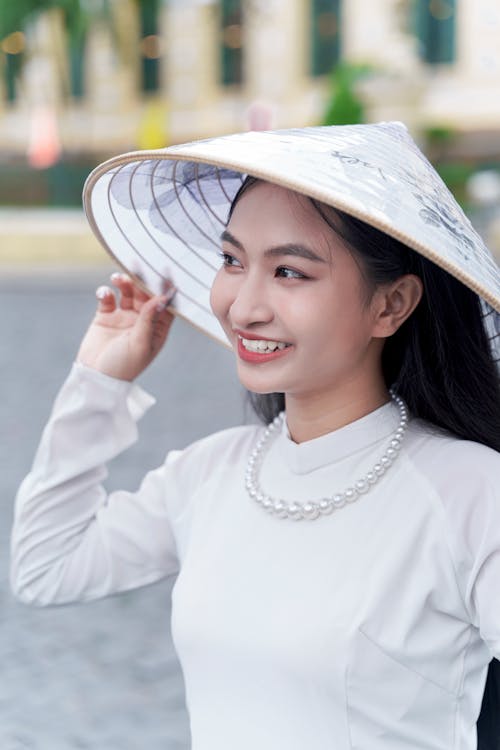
xmin=76 ymin=273 xmax=176 ymax=381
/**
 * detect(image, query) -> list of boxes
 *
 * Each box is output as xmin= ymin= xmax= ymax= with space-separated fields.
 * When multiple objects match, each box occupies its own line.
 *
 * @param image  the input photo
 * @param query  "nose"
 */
xmin=229 ymin=273 xmax=274 ymax=330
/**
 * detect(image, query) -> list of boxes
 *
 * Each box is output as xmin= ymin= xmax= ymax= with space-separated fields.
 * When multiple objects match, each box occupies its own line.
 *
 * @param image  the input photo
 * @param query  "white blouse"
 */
xmin=10 ymin=363 xmax=500 ymax=750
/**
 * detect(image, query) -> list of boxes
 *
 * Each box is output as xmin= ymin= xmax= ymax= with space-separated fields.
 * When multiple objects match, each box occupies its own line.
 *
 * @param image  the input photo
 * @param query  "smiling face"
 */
xmin=210 ymin=181 xmax=389 ymax=412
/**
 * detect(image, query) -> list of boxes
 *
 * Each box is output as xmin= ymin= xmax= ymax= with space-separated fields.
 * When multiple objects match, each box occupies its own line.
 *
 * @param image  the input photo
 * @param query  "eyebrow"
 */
xmin=220 ymin=229 xmax=326 ymax=263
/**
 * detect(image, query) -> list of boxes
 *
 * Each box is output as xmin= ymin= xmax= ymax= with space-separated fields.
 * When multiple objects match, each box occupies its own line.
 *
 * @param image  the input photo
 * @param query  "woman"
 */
xmin=11 ymin=123 xmax=500 ymax=749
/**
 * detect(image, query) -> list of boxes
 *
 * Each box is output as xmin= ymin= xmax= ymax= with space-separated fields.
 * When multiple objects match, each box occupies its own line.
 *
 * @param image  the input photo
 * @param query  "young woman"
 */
xmin=11 ymin=123 xmax=500 ymax=750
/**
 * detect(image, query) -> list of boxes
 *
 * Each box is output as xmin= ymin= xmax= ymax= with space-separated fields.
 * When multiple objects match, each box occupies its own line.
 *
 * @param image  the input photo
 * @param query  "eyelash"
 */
xmin=218 ymin=252 xmax=308 ymax=280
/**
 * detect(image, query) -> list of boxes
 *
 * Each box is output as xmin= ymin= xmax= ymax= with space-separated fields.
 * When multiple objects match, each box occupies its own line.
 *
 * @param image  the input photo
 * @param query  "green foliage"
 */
xmin=424 ymin=125 xmax=454 ymax=147
xmin=0 ymin=1 xmax=152 ymax=52
xmin=0 ymin=1 xmax=88 ymax=44
xmin=322 ymin=62 xmax=372 ymax=126
xmin=0 ymin=0 xmax=159 ymax=100
xmin=0 ymin=0 xmax=133 ymax=45
xmin=435 ymin=161 xmax=475 ymax=208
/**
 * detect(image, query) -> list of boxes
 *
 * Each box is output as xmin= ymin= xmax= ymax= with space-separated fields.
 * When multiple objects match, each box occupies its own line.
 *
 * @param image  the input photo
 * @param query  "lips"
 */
xmin=239 ymin=336 xmax=290 ymax=353
xmin=237 ymin=336 xmax=293 ymax=364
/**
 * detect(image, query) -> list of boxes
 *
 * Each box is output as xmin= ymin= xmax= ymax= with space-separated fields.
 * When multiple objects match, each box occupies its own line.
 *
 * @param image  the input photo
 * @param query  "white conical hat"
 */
xmin=83 ymin=121 xmax=500 ymax=358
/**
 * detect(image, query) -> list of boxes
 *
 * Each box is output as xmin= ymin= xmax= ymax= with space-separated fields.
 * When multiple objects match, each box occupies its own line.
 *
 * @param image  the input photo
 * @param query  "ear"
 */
xmin=372 ymin=274 xmax=423 ymax=338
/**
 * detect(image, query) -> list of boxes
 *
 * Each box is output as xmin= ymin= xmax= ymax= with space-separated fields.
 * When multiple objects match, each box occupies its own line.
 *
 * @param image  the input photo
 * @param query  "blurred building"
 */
xmin=0 ymin=0 xmax=499 ymax=155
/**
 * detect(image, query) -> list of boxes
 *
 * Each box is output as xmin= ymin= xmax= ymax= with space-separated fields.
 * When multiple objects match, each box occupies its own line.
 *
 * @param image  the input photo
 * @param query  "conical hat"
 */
xmin=83 ymin=122 xmax=500 ymax=358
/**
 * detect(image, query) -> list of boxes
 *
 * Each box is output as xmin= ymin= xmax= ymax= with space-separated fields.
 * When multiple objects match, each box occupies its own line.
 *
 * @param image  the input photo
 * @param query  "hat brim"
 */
xmin=83 ymin=124 xmax=500 ymax=352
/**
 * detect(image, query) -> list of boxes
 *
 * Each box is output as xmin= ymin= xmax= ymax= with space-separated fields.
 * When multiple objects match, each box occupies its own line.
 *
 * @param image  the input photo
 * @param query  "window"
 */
xmin=1 ymin=31 xmax=25 ymax=103
xmin=415 ymin=0 xmax=456 ymax=64
xmin=3 ymin=52 xmax=21 ymax=102
xmin=140 ymin=0 xmax=161 ymax=92
xmin=220 ymin=0 xmax=243 ymax=86
xmin=68 ymin=32 xmax=86 ymax=98
xmin=311 ymin=0 xmax=341 ymax=77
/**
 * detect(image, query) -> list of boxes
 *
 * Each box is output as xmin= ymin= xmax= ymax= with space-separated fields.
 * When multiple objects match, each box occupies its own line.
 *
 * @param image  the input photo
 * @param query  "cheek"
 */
xmin=209 ymin=269 xmax=231 ymax=322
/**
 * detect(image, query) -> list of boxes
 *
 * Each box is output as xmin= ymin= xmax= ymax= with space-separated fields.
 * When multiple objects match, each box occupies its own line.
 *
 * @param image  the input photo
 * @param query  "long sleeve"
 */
xmin=10 ymin=362 xmax=181 ymax=606
xmin=446 ymin=450 xmax=500 ymax=660
xmin=412 ymin=433 xmax=500 ymax=659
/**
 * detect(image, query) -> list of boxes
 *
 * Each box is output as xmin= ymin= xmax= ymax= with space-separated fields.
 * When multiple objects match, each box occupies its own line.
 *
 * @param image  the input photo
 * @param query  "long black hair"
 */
xmin=229 ymin=176 xmax=500 ymax=746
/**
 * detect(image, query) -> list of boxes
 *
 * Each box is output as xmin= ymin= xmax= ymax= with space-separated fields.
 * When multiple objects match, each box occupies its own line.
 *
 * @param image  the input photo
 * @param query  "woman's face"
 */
xmin=210 ymin=181 xmax=386 ymax=403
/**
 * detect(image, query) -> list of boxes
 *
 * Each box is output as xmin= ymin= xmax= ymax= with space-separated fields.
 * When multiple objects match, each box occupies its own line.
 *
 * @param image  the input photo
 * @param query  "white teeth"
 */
xmin=240 ymin=337 xmax=290 ymax=353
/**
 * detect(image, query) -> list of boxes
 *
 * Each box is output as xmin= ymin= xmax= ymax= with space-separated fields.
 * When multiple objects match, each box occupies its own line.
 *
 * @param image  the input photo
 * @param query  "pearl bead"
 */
xmin=303 ymin=503 xmax=319 ymax=519
xmin=245 ymin=395 xmax=409 ymax=521
xmin=319 ymin=499 xmax=334 ymax=515
xmin=345 ymin=487 xmax=358 ymax=502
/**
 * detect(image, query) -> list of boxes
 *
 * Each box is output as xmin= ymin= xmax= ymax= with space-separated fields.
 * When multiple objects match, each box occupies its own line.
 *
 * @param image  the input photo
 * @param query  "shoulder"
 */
xmin=183 ymin=422 xmax=261 ymax=461
xmin=403 ymin=418 xmax=500 ymax=535
xmin=164 ymin=422 xmax=262 ymax=485
xmin=404 ymin=418 xmax=500 ymax=490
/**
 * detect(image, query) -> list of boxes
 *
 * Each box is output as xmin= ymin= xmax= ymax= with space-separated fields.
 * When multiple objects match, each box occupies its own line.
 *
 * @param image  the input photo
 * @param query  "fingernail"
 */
xmin=111 ymin=272 xmax=128 ymax=282
xmin=156 ymin=288 xmax=176 ymax=312
xmin=96 ymin=285 xmax=111 ymax=300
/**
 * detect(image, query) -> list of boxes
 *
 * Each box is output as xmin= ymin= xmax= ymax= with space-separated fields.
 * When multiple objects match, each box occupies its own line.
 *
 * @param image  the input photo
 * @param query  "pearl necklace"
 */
xmin=245 ymin=392 xmax=409 ymax=521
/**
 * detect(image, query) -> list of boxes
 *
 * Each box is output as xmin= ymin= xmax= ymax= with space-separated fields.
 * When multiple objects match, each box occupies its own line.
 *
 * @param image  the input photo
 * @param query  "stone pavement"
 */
xmin=1 ymin=271 xmax=254 ymax=749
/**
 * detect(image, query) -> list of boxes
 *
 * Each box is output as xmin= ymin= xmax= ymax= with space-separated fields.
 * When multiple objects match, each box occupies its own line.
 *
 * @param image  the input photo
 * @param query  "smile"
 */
xmin=237 ymin=336 xmax=293 ymax=364
xmin=239 ymin=336 xmax=291 ymax=353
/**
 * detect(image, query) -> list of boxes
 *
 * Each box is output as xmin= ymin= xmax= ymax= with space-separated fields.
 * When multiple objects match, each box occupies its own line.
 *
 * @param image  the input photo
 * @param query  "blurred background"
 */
xmin=1 ymin=1 xmax=500 ymax=748
xmin=1 ymin=0 xmax=500 ymax=262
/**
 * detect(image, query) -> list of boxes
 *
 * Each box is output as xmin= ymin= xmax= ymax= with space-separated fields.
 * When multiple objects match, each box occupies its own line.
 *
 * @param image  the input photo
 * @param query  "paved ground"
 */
xmin=0 ymin=270 xmax=254 ymax=749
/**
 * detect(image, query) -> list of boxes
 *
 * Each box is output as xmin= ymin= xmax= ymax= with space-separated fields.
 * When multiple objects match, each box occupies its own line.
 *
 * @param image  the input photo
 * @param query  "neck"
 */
xmin=284 ymin=376 xmax=390 ymax=444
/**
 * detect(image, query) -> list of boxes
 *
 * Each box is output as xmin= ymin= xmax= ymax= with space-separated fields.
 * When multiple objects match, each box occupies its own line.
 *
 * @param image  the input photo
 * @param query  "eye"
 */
xmin=218 ymin=251 xmax=242 ymax=268
xmin=275 ymin=266 xmax=307 ymax=280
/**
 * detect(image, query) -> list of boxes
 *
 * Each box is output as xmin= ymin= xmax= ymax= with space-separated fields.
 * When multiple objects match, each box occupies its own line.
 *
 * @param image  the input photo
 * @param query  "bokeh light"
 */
xmin=140 ymin=34 xmax=164 ymax=60
xmin=1 ymin=31 xmax=25 ymax=55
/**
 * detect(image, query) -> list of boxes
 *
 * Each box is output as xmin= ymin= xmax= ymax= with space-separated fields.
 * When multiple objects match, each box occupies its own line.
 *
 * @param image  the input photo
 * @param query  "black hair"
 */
xmin=228 ymin=175 xmax=500 ymax=745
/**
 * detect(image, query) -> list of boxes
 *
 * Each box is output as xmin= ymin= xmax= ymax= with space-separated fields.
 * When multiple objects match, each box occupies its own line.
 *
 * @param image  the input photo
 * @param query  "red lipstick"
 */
xmin=237 ymin=336 xmax=293 ymax=364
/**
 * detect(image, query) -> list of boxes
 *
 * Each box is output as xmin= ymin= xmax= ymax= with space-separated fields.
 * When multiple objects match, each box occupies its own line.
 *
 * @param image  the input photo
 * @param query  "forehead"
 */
xmin=228 ymin=181 xmax=336 ymax=244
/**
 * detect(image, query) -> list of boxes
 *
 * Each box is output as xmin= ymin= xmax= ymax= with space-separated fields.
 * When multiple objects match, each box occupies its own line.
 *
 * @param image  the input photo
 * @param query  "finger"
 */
xmin=111 ymin=271 xmax=152 ymax=311
xmin=110 ymin=272 xmax=136 ymax=311
xmin=160 ymin=276 xmax=176 ymax=296
xmin=127 ymin=266 xmax=152 ymax=300
xmin=96 ymin=285 xmax=116 ymax=313
xmin=132 ymin=293 xmax=176 ymax=355
xmin=155 ymin=285 xmax=177 ymax=312
xmin=120 ymin=271 xmax=153 ymax=309
xmin=131 ymin=277 xmax=152 ymax=307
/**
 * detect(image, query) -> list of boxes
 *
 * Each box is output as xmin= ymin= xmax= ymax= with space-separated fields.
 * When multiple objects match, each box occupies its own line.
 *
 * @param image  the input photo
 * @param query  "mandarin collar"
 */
xmin=274 ymin=401 xmax=403 ymax=475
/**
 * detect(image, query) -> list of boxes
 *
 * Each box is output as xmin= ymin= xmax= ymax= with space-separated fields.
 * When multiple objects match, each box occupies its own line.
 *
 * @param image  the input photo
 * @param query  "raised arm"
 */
xmin=11 ymin=275 xmax=180 ymax=606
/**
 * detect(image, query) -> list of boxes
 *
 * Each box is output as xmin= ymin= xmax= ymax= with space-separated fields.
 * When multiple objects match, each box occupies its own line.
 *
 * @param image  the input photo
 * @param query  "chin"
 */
xmin=246 ymin=386 xmax=278 ymax=395
xmin=238 ymin=379 xmax=278 ymax=395
xmin=236 ymin=370 xmax=284 ymax=395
